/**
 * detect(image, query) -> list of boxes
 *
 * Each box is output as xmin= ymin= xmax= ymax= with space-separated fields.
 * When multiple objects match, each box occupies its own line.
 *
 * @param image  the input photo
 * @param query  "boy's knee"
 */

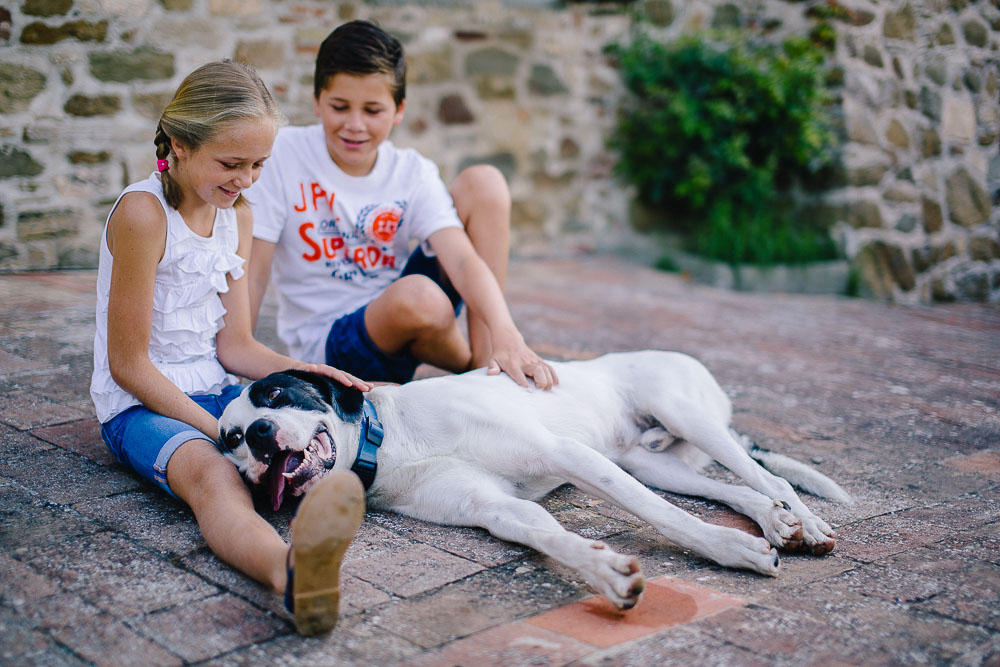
xmin=451 ymin=164 xmax=511 ymax=213
xmin=382 ymin=275 xmax=455 ymax=329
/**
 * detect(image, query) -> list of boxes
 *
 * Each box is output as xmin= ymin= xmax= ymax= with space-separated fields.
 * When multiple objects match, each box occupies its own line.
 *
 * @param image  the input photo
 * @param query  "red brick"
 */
xmin=408 ymin=622 xmax=593 ymax=666
xmin=941 ymin=450 xmax=1000 ymax=481
xmin=31 ymin=418 xmax=113 ymax=465
xmin=526 ymin=576 xmax=744 ymax=648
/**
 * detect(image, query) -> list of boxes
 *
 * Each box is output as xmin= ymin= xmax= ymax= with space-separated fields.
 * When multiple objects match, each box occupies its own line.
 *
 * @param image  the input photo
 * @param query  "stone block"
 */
xmin=16 ymin=209 xmax=76 ymax=241
xmin=0 ymin=145 xmax=43 ymax=178
xmin=438 ymin=94 xmax=474 ymax=124
xmin=131 ymin=91 xmax=173 ymax=120
xmin=466 ymin=47 xmax=519 ymax=77
xmin=922 ymin=126 xmax=942 ymax=156
xmin=962 ymin=19 xmax=989 ymax=47
xmin=23 ymin=0 xmax=73 ymax=16
xmin=883 ymin=4 xmax=916 ymax=41
xmin=922 ymin=195 xmax=944 ymax=233
xmin=846 ymin=199 xmax=883 ymax=229
xmin=63 ymin=93 xmax=121 ymax=117
xmin=643 ymin=0 xmax=676 ymax=27
xmin=529 ymin=64 xmax=569 ymax=96
xmin=862 ymin=44 xmax=884 ymax=68
xmin=0 ymin=64 xmax=46 ymax=113
xmin=89 ymin=47 xmax=174 ymax=82
xmin=407 ymin=47 xmax=454 ymax=85
xmin=234 ymin=39 xmax=285 ymax=70
xmin=935 ymin=21 xmax=956 ymax=46
xmin=945 ymin=167 xmax=991 ymax=227
xmin=209 ymin=0 xmax=260 ymax=17
xmin=67 ymin=150 xmax=111 ymax=165
xmin=886 ymin=118 xmax=909 ymax=148
xmin=20 ymin=20 xmax=107 ymax=45
xmin=969 ymin=235 xmax=1000 ymax=261
xmin=942 ymin=95 xmax=976 ymax=143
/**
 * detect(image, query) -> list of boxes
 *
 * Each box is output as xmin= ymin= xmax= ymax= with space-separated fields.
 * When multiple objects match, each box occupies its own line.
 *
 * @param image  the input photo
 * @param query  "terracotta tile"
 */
xmin=525 ymin=576 xmax=744 ymax=649
xmin=941 ymin=450 xmax=1000 ymax=481
xmin=407 ymin=622 xmax=593 ymax=666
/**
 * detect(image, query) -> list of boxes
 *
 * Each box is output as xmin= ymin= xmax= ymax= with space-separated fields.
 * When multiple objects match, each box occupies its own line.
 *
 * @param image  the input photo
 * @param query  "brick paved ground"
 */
xmin=1 ymin=257 xmax=998 ymax=666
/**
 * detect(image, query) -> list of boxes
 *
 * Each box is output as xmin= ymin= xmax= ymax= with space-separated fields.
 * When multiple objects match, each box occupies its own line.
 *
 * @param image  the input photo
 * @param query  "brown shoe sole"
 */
xmin=291 ymin=470 xmax=366 ymax=636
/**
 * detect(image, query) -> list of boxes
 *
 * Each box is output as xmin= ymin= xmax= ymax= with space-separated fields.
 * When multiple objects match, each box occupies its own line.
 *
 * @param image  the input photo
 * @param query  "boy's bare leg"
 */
xmin=364 ymin=275 xmax=471 ymax=373
xmin=449 ymin=164 xmax=512 ymax=369
xmin=167 ymin=439 xmax=289 ymax=592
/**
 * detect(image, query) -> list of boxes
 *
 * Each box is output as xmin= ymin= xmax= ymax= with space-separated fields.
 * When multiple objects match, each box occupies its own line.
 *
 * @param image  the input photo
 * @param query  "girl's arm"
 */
xmin=105 ymin=194 xmax=220 ymax=439
xmin=427 ymin=226 xmax=557 ymax=389
xmin=216 ymin=206 xmax=370 ymax=389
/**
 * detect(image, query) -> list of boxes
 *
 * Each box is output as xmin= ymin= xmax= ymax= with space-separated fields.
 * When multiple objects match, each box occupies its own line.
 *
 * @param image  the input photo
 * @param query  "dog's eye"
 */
xmin=220 ymin=428 xmax=243 ymax=451
xmin=267 ymin=388 xmax=281 ymax=402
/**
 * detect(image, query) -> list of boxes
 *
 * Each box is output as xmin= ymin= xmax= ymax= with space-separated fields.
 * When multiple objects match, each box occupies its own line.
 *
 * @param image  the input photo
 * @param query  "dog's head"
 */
xmin=219 ymin=369 xmax=365 ymax=510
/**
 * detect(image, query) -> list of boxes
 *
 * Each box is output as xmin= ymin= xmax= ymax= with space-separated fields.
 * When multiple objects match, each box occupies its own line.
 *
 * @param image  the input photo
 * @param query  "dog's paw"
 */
xmin=759 ymin=499 xmax=806 ymax=551
xmin=709 ymin=528 xmax=781 ymax=577
xmin=579 ymin=541 xmax=646 ymax=609
xmin=799 ymin=515 xmax=836 ymax=556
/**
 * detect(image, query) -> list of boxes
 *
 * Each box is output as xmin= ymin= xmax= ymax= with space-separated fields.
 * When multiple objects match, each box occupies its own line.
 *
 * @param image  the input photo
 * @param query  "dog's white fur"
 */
xmin=221 ymin=351 xmax=849 ymax=609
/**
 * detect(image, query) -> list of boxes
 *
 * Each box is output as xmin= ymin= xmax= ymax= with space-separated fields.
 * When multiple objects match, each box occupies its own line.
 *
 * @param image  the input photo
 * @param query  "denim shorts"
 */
xmin=324 ymin=247 xmax=463 ymax=384
xmin=100 ymin=383 xmax=244 ymax=498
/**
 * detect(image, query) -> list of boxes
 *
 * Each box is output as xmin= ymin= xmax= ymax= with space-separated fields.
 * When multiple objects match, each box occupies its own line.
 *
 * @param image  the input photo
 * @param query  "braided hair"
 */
xmin=155 ymin=59 xmax=282 ymax=210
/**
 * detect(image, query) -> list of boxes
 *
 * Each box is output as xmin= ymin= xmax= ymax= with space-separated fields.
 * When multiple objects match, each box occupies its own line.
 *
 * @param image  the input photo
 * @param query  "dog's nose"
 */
xmin=246 ymin=418 xmax=279 ymax=461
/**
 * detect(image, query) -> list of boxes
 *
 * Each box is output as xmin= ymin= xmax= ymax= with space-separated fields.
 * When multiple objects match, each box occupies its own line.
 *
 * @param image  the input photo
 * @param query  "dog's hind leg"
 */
xmin=617 ymin=447 xmax=806 ymax=551
xmin=648 ymin=407 xmax=836 ymax=555
xmin=398 ymin=476 xmax=645 ymax=609
xmin=543 ymin=439 xmax=780 ymax=577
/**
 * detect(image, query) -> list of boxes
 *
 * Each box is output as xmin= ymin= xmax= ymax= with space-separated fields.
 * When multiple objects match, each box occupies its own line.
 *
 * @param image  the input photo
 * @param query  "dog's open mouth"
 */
xmin=262 ymin=427 xmax=335 ymax=511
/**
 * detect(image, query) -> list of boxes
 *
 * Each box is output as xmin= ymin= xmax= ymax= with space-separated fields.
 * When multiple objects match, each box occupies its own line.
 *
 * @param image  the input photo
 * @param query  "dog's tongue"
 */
xmin=266 ymin=451 xmax=303 ymax=511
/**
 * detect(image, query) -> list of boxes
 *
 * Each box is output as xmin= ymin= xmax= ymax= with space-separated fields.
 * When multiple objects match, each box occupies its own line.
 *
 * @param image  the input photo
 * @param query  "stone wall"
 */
xmin=1 ymin=0 xmax=998 ymax=302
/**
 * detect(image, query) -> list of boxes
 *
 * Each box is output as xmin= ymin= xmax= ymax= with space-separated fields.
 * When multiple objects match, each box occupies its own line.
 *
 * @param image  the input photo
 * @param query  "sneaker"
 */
xmin=286 ymin=470 xmax=366 ymax=636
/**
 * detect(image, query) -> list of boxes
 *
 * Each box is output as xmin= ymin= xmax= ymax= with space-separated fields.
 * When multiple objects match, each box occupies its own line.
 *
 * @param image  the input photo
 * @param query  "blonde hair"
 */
xmin=154 ymin=60 xmax=282 ymax=209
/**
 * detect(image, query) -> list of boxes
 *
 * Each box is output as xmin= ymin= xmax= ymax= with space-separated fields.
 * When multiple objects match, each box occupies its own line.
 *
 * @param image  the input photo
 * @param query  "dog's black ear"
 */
xmin=282 ymin=369 xmax=365 ymax=422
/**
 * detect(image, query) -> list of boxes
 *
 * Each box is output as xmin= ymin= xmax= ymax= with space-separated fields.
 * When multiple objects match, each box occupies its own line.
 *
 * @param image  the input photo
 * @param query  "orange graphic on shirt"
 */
xmin=370 ymin=209 xmax=400 ymax=243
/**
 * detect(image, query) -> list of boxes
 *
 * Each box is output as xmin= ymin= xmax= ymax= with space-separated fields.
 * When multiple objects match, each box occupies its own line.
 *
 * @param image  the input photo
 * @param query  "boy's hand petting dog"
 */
xmin=486 ymin=333 xmax=559 ymax=390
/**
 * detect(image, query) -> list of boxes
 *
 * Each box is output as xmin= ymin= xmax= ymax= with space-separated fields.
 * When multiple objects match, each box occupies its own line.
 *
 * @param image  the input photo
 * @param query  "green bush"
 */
xmin=608 ymin=32 xmax=841 ymax=266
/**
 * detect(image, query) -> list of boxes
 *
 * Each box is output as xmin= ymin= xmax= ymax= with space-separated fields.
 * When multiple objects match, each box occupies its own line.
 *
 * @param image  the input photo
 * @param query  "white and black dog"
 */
xmin=219 ymin=351 xmax=850 ymax=609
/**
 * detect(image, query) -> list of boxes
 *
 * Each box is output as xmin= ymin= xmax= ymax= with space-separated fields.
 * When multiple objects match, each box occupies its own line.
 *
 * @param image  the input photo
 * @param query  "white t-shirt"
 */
xmin=250 ymin=125 xmax=463 ymax=362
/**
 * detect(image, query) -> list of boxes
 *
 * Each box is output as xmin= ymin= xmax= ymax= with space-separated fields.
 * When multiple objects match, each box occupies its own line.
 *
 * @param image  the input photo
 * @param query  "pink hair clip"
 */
xmin=157 ymin=159 xmax=170 ymax=173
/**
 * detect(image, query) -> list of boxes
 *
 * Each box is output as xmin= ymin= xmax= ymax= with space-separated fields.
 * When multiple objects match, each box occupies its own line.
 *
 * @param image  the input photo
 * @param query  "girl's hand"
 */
xmin=296 ymin=363 xmax=373 ymax=392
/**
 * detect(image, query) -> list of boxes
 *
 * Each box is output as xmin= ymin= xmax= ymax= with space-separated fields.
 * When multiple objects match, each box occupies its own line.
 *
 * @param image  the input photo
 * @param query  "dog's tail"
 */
xmin=730 ymin=429 xmax=852 ymax=504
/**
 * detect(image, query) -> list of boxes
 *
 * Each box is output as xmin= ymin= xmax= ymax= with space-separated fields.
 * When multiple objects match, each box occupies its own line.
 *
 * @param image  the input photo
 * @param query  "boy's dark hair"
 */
xmin=314 ymin=20 xmax=407 ymax=106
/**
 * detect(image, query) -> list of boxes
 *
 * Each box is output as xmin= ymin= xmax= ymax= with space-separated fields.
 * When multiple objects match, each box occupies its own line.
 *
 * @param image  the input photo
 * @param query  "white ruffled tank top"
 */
xmin=90 ymin=173 xmax=244 ymax=423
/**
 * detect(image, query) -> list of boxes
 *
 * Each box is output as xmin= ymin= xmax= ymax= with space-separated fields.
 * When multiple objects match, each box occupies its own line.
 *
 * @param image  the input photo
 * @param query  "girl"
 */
xmin=89 ymin=60 xmax=366 ymax=636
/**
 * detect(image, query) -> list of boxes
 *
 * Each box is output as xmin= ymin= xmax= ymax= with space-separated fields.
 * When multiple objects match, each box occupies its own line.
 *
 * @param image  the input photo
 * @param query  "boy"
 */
xmin=248 ymin=20 xmax=556 ymax=390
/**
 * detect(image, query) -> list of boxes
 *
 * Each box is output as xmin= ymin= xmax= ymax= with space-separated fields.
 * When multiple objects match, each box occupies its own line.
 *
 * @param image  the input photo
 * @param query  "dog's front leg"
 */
xmin=394 ymin=475 xmax=645 ymax=610
xmin=546 ymin=439 xmax=781 ymax=576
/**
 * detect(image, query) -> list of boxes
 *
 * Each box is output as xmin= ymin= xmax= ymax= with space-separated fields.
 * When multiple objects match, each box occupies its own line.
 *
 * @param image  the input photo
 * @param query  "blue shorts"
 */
xmin=325 ymin=247 xmax=463 ymax=384
xmin=100 ymin=383 xmax=244 ymax=498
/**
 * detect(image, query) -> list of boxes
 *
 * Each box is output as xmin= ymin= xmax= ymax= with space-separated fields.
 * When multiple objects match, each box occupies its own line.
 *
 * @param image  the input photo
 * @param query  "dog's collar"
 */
xmin=349 ymin=398 xmax=383 ymax=490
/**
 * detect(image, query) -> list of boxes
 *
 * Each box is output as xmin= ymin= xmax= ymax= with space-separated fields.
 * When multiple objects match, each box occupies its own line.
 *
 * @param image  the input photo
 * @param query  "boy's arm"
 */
xmin=247 ymin=237 xmax=275 ymax=333
xmin=427 ymin=227 xmax=558 ymax=390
